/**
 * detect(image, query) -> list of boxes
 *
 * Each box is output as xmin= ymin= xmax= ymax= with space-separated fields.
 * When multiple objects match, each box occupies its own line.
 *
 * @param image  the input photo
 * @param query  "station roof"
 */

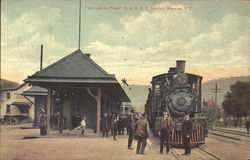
xmin=24 ymin=49 xmax=130 ymax=102
xmin=25 ymin=49 xmax=117 ymax=83
xmin=21 ymin=86 xmax=48 ymax=96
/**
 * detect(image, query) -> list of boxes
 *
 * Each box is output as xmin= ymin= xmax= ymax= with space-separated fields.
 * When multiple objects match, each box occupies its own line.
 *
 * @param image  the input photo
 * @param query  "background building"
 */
xmin=0 ymin=83 xmax=35 ymax=123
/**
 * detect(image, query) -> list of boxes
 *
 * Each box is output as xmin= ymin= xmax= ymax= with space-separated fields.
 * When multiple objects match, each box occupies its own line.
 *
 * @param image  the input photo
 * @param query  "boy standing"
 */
xmin=81 ymin=116 xmax=87 ymax=136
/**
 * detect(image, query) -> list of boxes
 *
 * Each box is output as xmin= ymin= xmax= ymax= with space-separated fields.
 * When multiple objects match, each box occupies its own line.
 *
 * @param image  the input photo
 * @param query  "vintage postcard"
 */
xmin=1 ymin=0 xmax=250 ymax=160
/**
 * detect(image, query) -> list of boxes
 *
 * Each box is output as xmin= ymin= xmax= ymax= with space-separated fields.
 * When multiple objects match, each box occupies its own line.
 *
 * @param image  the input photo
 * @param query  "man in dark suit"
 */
xmin=101 ymin=113 xmax=109 ymax=137
xmin=111 ymin=114 xmax=118 ymax=140
xmin=182 ymin=112 xmax=193 ymax=156
xmin=117 ymin=116 xmax=124 ymax=135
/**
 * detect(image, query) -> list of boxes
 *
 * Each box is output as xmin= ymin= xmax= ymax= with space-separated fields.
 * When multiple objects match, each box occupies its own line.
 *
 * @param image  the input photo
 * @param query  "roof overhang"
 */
xmin=24 ymin=77 xmax=118 ymax=84
xmin=24 ymin=79 xmax=131 ymax=102
xmin=22 ymin=92 xmax=47 ymax=96
xmin=21 ymin=86 xmax=48 ymax=97
xmin=11 ymin=102 xmax=32 ymax=106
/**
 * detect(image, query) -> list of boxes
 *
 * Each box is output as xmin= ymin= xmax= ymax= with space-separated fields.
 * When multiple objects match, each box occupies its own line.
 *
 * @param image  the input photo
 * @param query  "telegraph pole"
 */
xmin=78 ymin=0 xmax=82 ymax=49
xmin=210 ymin=83 xmax=223 ymax=106
xmin=40 ymin=44 xmax=43 ymax=71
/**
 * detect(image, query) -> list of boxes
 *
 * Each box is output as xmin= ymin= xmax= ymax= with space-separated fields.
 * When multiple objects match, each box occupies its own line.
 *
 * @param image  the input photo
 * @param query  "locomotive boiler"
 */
xmin=145 ymin=60 xmax=206 ymax=146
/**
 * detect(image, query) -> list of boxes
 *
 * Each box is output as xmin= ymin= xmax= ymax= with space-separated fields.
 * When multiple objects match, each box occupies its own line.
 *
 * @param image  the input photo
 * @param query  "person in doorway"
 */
xmin=182 ymin=112 xmax=193 ymax=156
xmin=81 ymin=116 xmax=87 ymax=136
xmin=134 ymin=113 xmax=150 ymax=155
xmin=39 ymin=108 xmax=47 ymax=136
xmin=101 ymin=113 xmax=109 ymax=137
xmin=127 ymin=109 xmax=136 ymax=150
xmin=56 ymin=112 xmax=63 ymax=133
xmin=159 ymin=111 xmax=173 ymax=154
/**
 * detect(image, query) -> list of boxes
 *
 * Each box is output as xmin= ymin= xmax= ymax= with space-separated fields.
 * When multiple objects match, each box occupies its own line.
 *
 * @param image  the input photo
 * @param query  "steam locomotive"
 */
xmin=145 ymin=60 xmax=206 ymax=146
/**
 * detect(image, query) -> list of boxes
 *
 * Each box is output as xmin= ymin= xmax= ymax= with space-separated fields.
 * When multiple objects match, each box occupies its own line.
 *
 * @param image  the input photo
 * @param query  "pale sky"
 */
xmin=1 ymin=0 xmax=250 ymax=85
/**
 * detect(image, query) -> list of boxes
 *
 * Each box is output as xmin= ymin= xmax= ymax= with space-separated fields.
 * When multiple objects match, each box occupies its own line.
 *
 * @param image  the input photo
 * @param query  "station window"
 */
xmin=7 ymin=92 xmax=10 ymax=99
xmin=6 ymin=105 xmax=10 ymax=114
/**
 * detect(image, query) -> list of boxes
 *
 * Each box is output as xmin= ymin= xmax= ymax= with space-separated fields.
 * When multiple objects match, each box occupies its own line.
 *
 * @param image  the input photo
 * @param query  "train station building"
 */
xmin=24 ymin=49 xmax=130 ymax=133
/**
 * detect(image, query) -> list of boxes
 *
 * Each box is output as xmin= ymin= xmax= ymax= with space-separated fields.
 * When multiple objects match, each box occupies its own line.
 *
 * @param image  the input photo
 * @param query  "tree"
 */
xmin=222 ymin=81 xmax=250 ymax=127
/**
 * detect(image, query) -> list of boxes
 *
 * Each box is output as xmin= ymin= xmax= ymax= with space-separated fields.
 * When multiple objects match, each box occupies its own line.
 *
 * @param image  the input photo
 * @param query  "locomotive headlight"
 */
xmin=177 ymin=74 xmax=188 ymax=85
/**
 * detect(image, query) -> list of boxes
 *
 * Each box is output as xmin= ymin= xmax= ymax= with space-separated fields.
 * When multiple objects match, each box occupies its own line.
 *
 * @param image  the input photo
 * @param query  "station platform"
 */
xmin=0 ymin=124 xmax=175 ymax=160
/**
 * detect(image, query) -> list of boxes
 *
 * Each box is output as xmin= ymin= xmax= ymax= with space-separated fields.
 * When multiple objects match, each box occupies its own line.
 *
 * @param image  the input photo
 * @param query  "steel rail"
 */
xmin=209 ymin=130 xmax=250 ymax=143
xmin=197 ymin=147 xmax=222 ymax=160
xmin=209 ymin=133 xmax=250 ymax=151
xmin=169 ymin=148 xmax=182 ymax=160
xmin=213 ymin=128 xmax=250 ymax=138
xmin=209 ymin=132 xmax=241 ymax=140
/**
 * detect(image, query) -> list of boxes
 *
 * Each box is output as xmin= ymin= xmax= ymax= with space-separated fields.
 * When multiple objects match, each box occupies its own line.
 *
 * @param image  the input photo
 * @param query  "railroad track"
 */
xmin=169 ymin=146 xmax=223 ymax=160
xmin=148 ymin=129 xmax=249 ymax=160
xmin=148 ymin=131 xmax=183 ymax=160
xmin=197 ymin=146 xmax=222 ymax=160
xmin=209 ymin=131 xmax=250 ymax=151
xmin=209 ymin=132 xmax=241 ymax=140
xmin=169 ymin=148 xmax=182 ymax=160
xmin=210 ymin=129 xmax=250 ymax=143
xmin=213 ymin=128 xmax=250 ymax=138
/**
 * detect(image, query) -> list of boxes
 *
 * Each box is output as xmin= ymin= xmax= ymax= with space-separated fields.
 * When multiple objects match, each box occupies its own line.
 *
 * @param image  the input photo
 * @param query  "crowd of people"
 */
xmin=39 ymin=108 xmax=195 ymax=156
xmin=97 ymin=109 xmax=195 ymax=156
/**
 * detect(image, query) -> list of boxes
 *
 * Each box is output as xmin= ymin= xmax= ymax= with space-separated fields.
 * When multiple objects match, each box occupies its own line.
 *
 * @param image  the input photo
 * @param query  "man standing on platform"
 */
xmin=159 ymin=111 xmax=173 ymax=154
xmin=127 ymin=109 xmax=135 ymax=150
xmin=134 ymin=113 xmax=150 ymax=155
xmin=112 ymin=114 xmax=118 ymax=140
xmin=101 ymin=113 xmax=109 ymax=137
xmin=182 ymin=112 xmax=193 ymax=156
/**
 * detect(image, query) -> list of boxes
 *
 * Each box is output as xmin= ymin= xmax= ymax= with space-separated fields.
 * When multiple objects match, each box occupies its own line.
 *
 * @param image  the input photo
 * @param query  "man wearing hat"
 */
xmin=159 ymin=111 xmax=173 ymax=154
xmin=182 ymin=112 xmax=193 ymax=156
xmin=134 ymin=113 xmax=149 ymax=154
xmin=101 ymin=112 xmax=110 ymax=138
xmin=127 ymin=109 xmax=136 ymax=150
xmin=39 ymin=108 xmax=47 ymax=135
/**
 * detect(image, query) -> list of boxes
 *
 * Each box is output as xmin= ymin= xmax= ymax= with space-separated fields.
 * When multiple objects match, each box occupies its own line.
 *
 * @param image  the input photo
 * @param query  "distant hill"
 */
xmin=0 ymin=79 xmax=20 ymax=90
xmin=202 ymin=76 xmax=250 ymax=106
xmin=123 ymin=76 xmax=250 ymax=112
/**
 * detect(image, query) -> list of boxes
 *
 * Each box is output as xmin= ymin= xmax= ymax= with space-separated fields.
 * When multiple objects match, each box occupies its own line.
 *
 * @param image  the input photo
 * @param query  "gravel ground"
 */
xmin=1 ymin=125 xmax=249 ymax=160
xmin=0 ymin=125 xmax=174 ymax=160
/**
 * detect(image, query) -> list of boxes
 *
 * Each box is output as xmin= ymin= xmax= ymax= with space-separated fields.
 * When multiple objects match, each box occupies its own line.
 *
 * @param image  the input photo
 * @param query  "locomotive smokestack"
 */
xmin=176 ymin=60 xmax=185 ymax=73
